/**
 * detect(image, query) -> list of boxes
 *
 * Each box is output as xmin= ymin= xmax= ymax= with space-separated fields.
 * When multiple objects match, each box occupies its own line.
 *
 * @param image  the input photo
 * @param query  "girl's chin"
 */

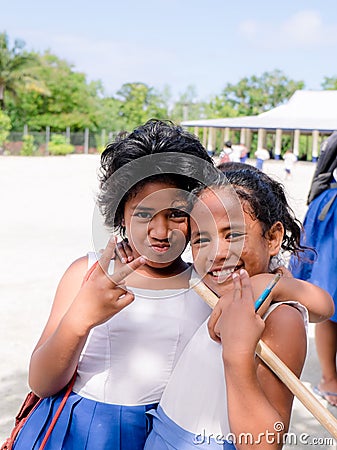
xmin=202 ymin=274 xmax=233 ymax=296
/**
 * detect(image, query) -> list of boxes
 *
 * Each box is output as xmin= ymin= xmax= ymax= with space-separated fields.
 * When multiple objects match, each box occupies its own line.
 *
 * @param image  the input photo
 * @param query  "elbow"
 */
xmin=28 ymin=362 xmax=55 ymax=398
xmin=327 ymin=294 xmax=335 ymax=320
xmin=28 ymin=373 xmax=49 ymax=398
xmin=321 ymin=292 xmax=335 ymax=321
xmin=313 ymin=292 xmax=335 ymax=323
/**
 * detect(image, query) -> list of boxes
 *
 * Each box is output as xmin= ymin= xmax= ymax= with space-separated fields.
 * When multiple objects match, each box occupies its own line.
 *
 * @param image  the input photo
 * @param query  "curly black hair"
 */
xmin=97 ymin=119 xmax=213 ymax=235
xmin=193 ymin=163 xmax=309 ymax=259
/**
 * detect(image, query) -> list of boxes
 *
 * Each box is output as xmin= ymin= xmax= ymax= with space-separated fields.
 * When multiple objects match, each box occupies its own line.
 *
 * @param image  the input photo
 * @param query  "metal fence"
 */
xmin=3 ymin=127 xmax=119 ymax=156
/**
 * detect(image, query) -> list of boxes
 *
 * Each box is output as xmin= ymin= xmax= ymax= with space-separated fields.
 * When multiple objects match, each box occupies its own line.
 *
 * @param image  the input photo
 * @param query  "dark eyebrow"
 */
xmin=132 ymin=206 xmax=156 ymax=212
xmin=191 ymin=230 xmax=208 ymax=239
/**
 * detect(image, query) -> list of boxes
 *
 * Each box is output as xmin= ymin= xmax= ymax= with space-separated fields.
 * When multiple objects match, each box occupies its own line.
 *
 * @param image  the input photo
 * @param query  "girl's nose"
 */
xmin=149 ymin=214 xmax=169 ymax=240
xmin=208 ymin=239 xmax=231 ymax=263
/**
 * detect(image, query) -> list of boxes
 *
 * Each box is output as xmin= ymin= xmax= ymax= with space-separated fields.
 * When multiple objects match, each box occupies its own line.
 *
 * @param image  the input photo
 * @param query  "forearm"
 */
xmin=274 ymin=277 xmax=333 ymax=322
xmin=251 ymin=274 xmax=334 ymax=322
xmin=225 ymin=358 xmax=284 ymax=450
xmin=29 ymin=312 xmax=89 ymax=397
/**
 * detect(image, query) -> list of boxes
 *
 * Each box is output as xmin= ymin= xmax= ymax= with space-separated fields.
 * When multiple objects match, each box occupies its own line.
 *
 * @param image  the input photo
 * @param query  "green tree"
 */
xmin=204 ymin=94 xmax=238 ymax=119
xmin=0 ymin=110 xmax=11 ymax=150
xmin=20 ymin=134 xmax=37 ymax=156
xmin=321 ymin=77 xmax=337 ymax=90
xmin=48 ymin=133 xmax=74 ymax=155
xmin=170 ymin=85 xmax=208 ymax=123
xmin=217 ymin=69 xmax=305 ymax=116
xmin=0 ymin=32 xmax=44 ymax=111
xmin=7 ymin=51 xmax=103 ymax=131
xmin=95 ymin=97 xmax=126 ymax=133
xmin=116 ymin=83 xmax=169 ymax=131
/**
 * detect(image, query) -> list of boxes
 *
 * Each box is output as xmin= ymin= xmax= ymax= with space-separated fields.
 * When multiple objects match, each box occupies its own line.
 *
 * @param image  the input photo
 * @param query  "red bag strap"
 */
xmin=39 ymin=372 xmax=77 ymax=450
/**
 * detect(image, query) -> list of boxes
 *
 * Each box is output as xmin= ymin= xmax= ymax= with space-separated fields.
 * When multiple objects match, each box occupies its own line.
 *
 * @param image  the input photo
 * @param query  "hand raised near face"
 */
xmin=114 ymin=238 xmax=135 ymax=263
xmin=69 ymin=238 xmax=146 ymax=332
xmin=208 ymin=270 xmax=265 ymax=364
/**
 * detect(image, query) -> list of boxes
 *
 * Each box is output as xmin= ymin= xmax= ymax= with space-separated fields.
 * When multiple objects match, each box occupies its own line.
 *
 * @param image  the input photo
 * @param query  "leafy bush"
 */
xmin=0 ymin=111 xmax=11 ymax=150
xmin=20 ymin=134 xmax=37 ymax=156
xmin=48 ymin=134 xmax=74 ymax=156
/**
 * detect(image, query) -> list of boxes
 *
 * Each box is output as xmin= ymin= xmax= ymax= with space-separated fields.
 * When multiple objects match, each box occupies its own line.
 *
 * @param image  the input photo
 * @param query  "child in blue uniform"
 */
xmin=291 ymin=131 xmax=337 ymax=406
xmin=144 ymin=166 xmax=333 ymax=449
xmin=12 ymin=120 xmax=213 ymax=449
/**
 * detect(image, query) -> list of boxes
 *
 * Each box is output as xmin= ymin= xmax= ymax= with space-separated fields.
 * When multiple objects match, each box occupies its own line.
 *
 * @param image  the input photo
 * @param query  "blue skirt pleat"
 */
xmin=13 ymin=389 xmax=157 ymax=450
xmin=290 ymin=188 xmax=337 ymax=322
xmin=144 ymin=406 xmax=236 ymax=450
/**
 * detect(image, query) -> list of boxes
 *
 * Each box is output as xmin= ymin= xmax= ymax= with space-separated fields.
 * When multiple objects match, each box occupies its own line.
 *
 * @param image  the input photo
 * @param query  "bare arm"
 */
xmin=250 ymin=273 xmax=334 ymax=322
xmin=29 ymin=240 xmax=145 ymax=397
xmin=209 ymin=270 xmax=306 ymax=449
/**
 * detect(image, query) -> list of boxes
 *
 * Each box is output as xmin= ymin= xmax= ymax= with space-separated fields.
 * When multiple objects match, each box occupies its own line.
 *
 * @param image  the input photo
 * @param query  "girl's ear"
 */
xmin=266 ymin=221 xmax=284 ymax=256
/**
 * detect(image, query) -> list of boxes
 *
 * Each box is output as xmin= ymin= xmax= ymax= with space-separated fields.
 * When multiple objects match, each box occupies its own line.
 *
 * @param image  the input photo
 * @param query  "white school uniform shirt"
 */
xmin=159 ymin=301 xmax=308 ymax=438
xmin=73 ymin=254 xmax=211 ymax=405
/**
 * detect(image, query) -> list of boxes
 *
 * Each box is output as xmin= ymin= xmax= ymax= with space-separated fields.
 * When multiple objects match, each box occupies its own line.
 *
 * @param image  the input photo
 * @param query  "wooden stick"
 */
xmin=191 ymin=279 xmax=337 ymax=440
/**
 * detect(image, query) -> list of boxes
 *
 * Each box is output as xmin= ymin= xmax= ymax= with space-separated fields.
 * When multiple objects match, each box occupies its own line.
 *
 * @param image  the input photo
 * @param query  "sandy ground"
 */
xmin=1 ymin=155 xmax=336 ymax=449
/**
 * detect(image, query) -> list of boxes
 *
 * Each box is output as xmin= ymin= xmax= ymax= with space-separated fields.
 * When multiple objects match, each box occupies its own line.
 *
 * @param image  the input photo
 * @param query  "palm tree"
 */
xmin=0 ymin=32 xmax=44 ymax=111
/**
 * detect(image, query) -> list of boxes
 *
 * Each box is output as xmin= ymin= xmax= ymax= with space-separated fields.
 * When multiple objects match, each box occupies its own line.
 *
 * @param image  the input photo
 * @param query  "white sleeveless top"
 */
xmin=159 ymin=301 xmax=308 ymax=437
xmin=73 ymin=254 xmax=211 ymax=405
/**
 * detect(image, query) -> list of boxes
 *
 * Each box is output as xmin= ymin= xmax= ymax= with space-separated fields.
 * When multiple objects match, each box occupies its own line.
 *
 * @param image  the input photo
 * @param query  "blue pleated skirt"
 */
xmin=13 ymin=389 xmax=157 ymax=450
xmin=144 ymin=406 xmax=236 ymax=450
xmin=290 ymin=188 xmax=337 ymax=322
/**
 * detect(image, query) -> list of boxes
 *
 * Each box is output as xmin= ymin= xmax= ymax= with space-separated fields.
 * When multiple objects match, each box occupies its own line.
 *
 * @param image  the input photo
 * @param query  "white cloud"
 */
xmin=281 ymin=10 xmax=323 ymax=45
xmin=238 ymin=10 xmax=337 ymax=50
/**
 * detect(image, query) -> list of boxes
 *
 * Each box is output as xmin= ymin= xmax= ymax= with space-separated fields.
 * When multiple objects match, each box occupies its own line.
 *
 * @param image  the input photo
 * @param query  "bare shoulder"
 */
xmin=265 ymin=303 xmax=306 ymax=334
xmin=52 ymin=255 xmax=90 ymax=310
xmin=262 ymin=304 xmax=307 ymax=377
xmin=32 ymin=255 xmax=90 ymax=350
xmin=59 ymin=255 xmax=90 ymax=285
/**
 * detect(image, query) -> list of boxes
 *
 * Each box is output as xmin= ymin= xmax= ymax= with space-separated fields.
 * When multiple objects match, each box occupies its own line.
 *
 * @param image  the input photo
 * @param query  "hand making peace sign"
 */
xmin=70 ymin=237 xmax=147 ymax=330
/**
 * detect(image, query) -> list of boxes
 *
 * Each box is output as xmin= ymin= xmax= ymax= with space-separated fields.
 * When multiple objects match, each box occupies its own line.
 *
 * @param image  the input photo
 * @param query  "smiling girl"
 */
xmin=144 ymin=166 xmax=333 ymax=450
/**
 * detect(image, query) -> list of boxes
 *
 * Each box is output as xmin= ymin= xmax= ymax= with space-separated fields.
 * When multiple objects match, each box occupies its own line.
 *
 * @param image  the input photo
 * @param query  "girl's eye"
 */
xmin=226 ymin=232 xmax=245 ymax=240
xmin=169 ymin=209 xmax=188 ymax=220
xmin=134 ymin=212 xmax=152 ymax=219
xmin=191 ymin=237 xmax=210 ymax=246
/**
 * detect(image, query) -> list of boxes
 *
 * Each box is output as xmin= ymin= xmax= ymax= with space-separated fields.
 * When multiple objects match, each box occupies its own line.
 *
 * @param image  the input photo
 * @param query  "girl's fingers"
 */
xmin=98 ymin=236 xmax=118 ymax=272
xmin=109 ymin=256 xmax=147 ymax=286
xmin=236 ymin=269 xmax=254 ymax=308
xmin=231 ymin=271 xmax=242 ymax=301
xmin=115 ymin=291 xmax=135 ymax=309
xmin=121 ymin=240 xmax=134 ymax=262
xmin=207 ymin=303 xmax=222 ymax=342
xmin=273 ymin=265 xmax=293 ymax=278
xmin=115 ymin=240 xmax=128 ymax=264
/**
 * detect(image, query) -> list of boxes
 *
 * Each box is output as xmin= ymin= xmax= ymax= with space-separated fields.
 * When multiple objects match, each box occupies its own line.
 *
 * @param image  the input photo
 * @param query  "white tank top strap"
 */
xmin=263 ymin=301 xmax=309 ymax=332
xmin=87 ymin=250 xmax=115 ymax=274
xmin=87 ymin=251 xmax=99 ymax=269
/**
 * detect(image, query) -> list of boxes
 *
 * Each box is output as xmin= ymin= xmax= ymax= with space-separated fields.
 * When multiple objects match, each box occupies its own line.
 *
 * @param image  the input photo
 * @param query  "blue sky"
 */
xmin=2 ymin=0 xmax=337 ymax=101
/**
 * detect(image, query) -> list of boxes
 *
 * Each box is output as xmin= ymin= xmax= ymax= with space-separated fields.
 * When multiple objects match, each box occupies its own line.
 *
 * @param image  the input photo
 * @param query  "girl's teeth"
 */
xmin=211 ymin=269 xmax=234 ymax=277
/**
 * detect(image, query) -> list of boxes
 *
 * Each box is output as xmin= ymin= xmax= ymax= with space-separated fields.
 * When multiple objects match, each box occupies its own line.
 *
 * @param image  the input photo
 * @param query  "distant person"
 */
xmin=290 ymin=131 xmax=337 ymax=407
xmin=238 ymin=143 xmax=248 ymax=163
xmin=254 ymin=147 xmax=270 ymax=170
xmin=283 ymin=150 xmax=297 ymax=180
xmin=231 ymin=144 xmax=245 ymax=163
xmin=219 ymin=140 xmax=233 ymax=163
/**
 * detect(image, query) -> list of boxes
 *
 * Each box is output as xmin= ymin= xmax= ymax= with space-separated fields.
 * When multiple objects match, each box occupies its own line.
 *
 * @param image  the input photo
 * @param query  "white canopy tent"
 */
xmin=181 ymin=90 xmax=337 ymax=161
